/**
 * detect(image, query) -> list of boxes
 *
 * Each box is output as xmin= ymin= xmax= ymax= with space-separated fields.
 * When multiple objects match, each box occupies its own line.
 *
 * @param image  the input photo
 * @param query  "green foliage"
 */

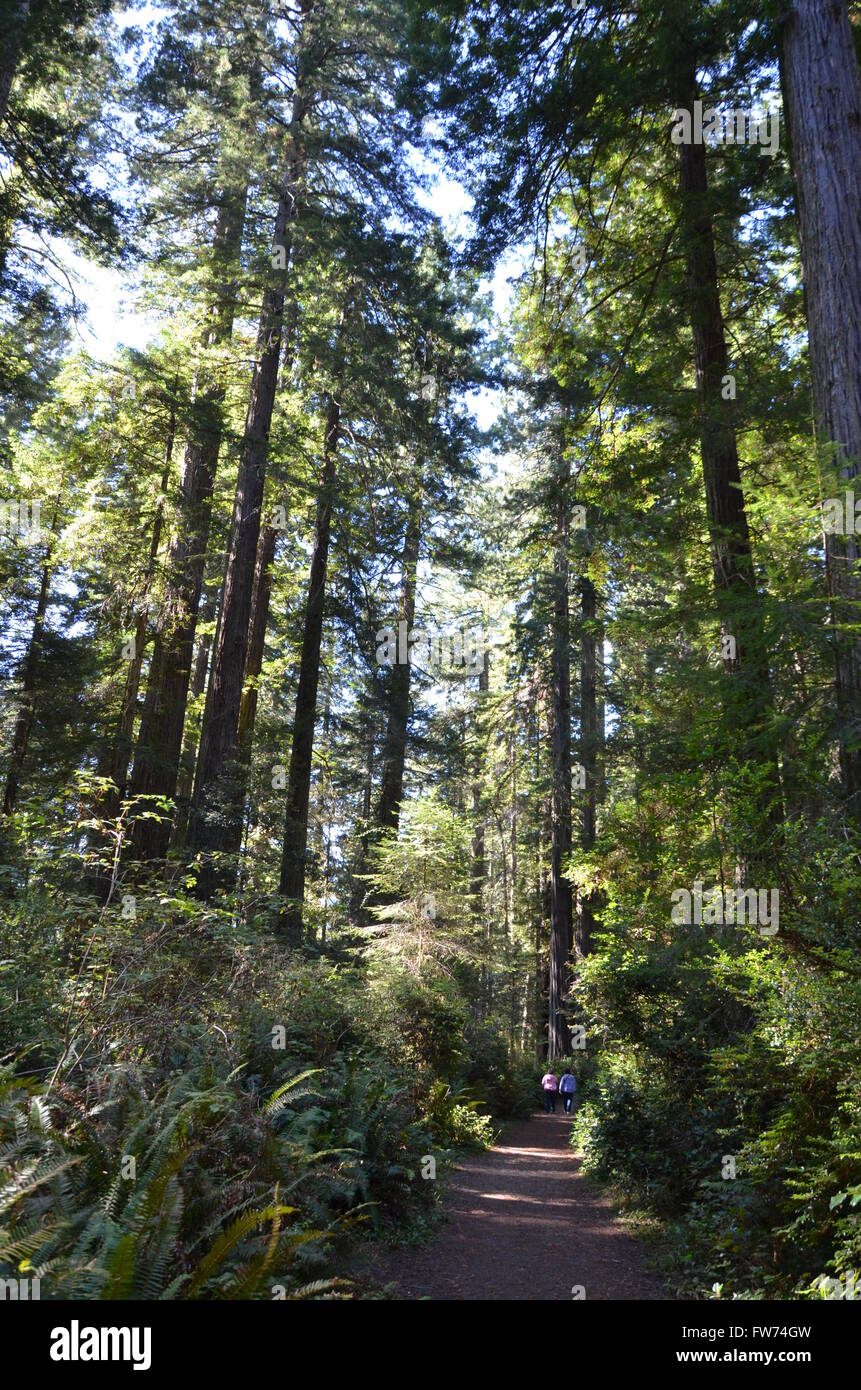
xmin=4 ymin=0 xmax=861 ymax=1309
xmin=572 ymin=822 xmax=861 ymax=1297
xmin=0 ymin=1064 xmax=325 ymax=1299
xmin=0 ymin=864 xmax=505 ymax=1292
xmin=422 ymin=1080 xmax=495 ymax=1150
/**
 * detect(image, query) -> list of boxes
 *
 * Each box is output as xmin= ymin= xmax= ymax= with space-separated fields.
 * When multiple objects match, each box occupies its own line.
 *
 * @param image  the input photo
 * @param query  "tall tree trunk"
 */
xmin=99 ymin=401 xmax=176 ymax=820
xmin=361 ymin=720 xmax=374 ymax=826
xmin=780 ymin=2 xmax=861 ymax=815
xmin=470 ymin=652 xmax=489 ymax=919
xmin=171 ymin=585 xmax=218 ymax=848
xmin=676 ymin=87 xmax=782 ymax=854
xmin=485 ymin=842 xmax=494 ymax=1018
xmin=534 ymin=868 xmax=545 ymax=1061
xmin=575 ymin=572 xmax=601 ymax=957
xmin=2 ymin=497 xmax=55 ymax=815
xmin=311 ymin=631 xmax=335 ymax=943
xmin=353 ymin=485 xmax=423 ymax=923
xmin=375 ymin=488 xmax=422 ymax=832
xmin=129 ymin=180 xmax=250 ymax=859
xmin=540 ymin=787 xmax=553 ymax=1060
xmin=278 ymin=391 xmax=342 ymax=940
xmin=233 ymin=293 xmax=298 ymax=782
xmin=548 ymin=463 xmax=572 ymax=1059
xmin=509 ymin=725 xmax=517 ymax=922
xmin=190 ymin=43 xmax=313 ymax=886
xmin=350 ymin=713 xmax=376 ymax=922
xmin=532 ymin=676 xmax=547 ymax=1059
xmin=0 ymin=0 xmax=29 ymax=127
xmin=219 ymin=518 xmax=278 ymax=857
xmin=237 ymin=520 xmax=277 ymax=756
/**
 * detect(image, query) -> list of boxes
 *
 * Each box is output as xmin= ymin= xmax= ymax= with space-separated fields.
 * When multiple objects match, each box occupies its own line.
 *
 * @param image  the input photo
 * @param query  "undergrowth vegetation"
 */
xmin=0 ymin=874 xmax=532 ymax=1299
xmin=571 ymin=805 xmax=861 ymax=1300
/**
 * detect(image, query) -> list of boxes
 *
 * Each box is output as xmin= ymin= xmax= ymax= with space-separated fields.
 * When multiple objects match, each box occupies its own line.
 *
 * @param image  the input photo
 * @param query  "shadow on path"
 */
xmin=368 ymin=1112 xmax=667 ymax=1301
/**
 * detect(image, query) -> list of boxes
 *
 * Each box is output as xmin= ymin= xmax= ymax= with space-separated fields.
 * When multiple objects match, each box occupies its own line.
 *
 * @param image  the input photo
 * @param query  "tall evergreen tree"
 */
xmin=127 ymin=24 xmax=262 ymax=857
xmin=780 ymin=0 xmax=861 ymax=814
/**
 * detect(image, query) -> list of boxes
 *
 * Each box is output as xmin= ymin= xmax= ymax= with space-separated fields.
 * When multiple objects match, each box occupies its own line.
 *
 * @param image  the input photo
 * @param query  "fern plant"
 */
xmin=0 ymin=1064 xmax=340 ymax=1299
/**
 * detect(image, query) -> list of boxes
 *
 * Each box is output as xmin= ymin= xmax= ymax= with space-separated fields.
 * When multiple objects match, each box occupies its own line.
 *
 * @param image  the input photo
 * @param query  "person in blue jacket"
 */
xmin=559 ymin=1068 xmax=577 ymax=1113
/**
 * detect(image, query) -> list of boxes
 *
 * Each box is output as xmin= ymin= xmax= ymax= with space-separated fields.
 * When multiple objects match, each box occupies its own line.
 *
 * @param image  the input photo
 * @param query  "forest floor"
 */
xmin=363 ymin=1112 xmax=669 ymax=1300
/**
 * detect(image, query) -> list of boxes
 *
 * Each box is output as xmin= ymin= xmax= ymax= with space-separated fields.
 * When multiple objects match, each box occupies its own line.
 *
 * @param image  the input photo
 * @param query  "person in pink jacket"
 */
xmin=541 ymin=1070 xmax=559 ymax=1113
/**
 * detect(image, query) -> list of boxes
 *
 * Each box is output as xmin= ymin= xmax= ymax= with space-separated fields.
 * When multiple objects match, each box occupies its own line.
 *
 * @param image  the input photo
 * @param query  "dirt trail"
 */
xmin=369 ymin=1112 xmax=667 ymax=1301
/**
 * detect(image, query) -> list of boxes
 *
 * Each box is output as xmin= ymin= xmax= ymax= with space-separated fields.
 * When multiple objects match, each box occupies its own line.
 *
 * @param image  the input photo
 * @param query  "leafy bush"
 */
xmin=571 ymin=851 xmax=861 ymax=1299
xmin=422 ymin=1080 xmax=495 ymax=1150
xmin=0 ymin=884 xmax=488 ymax=1295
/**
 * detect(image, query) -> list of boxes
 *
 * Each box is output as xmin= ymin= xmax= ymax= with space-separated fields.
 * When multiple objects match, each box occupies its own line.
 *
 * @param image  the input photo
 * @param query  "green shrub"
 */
xmin=422 ymin=1080 xmax=495 ymax=1149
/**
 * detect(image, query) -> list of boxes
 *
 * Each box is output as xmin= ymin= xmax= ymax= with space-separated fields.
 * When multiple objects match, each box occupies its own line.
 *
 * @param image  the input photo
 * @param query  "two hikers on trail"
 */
xmin=541 ymin=1068 xmax=577 ymax=1113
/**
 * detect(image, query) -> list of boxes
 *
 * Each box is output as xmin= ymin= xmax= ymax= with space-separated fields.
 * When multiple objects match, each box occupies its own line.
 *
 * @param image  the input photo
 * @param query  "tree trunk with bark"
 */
xmin=278 ymin=390 xmax=342 ymax=940
xmin=99 ymin=402 xmax=175 ymax=820
xmin=0 ymin=0 xmax=29 ymax=127
xmin=575 ymin=572 xmax=601 ymax=957
xmin=548 ymin=461 xmax=573 ymax=1059
xmin=129 ymin=177 xmax=250 ymax=860
xmin=190 ymin=37 xmax=313 ymax=888
xmin=215 ymin=518 xmax=278 ymax=858
xmin=375 ymin=488 xmax=422 ymax=832
xmin=470 ymin=651 xmax=489 ymax=920
xmin=780 ymin=2 xmax=861 ymax=814
xmin=676 ymin=85 xmax=782 ymax=855
xmin=2 ymin=499 xmax=54 ymax=815
xmin=171 ymin=585 xmax=218 ymax=848
xmin=237 ymin=520 xmax=277 ymax=756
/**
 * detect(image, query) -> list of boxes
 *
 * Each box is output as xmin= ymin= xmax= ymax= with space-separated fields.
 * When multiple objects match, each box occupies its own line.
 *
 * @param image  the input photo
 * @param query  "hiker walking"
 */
xmin=541 ymin=1069 xmax=559 ymax=1113
xmin=559 ymin=1068 xmax=577 ymax=1114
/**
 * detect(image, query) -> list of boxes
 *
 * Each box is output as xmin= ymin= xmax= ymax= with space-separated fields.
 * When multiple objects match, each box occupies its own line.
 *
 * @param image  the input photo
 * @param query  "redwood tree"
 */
xmin=189 ymin=3 xmax=316 ymax=884
xmin=780 ymin=0 xmax=861 ymax=814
